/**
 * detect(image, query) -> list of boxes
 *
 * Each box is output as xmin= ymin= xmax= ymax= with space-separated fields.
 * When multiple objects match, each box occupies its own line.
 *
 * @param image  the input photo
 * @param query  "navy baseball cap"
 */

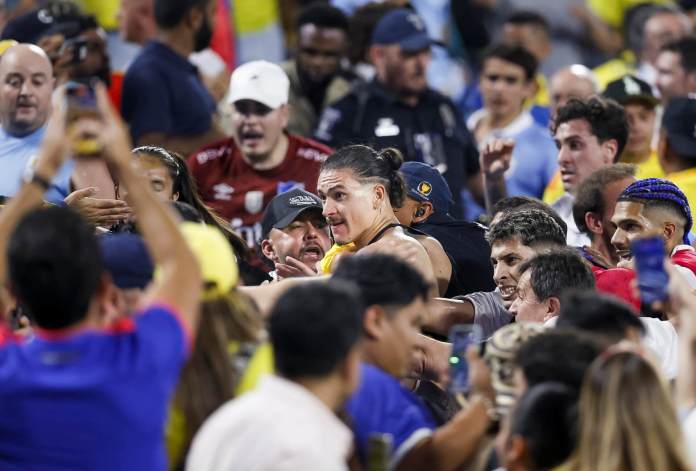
xmin=400 ymin=162 xmax=453 ymax=219
xmin=371 ymin=9 xmax=438 ymax=52
xmin=99 ymin=233 xmax=154 ymax=290
xmin=260 ymin=188 xmax=324 ymax=240
xmin=662 ymin=95 xmax=696 ymax=159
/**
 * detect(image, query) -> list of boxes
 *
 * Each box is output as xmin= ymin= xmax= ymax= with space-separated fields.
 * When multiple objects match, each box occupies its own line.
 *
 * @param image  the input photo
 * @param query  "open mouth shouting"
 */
xmin=498 ymin=284 xmax=517 ymax=302
xmin=299 ymin=243 xmax=324 ymax=263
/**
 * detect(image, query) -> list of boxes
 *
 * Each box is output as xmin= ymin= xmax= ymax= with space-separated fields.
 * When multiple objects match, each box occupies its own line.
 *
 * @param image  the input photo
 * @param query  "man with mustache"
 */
xmin=121 ymin=0 xmax=226 ymax=156
xmin=259 ymin=188 xmax=331 ymax=282
xmin=314 ymin=8 xmax=483 ymax=218
xmin=189 ymin=61 xmax=331 ymax=277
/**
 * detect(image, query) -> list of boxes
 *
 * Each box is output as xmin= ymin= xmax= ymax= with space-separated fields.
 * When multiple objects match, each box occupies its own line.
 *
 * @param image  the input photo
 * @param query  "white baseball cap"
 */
xmin=227 ymin=60 xmax=290 ymax=109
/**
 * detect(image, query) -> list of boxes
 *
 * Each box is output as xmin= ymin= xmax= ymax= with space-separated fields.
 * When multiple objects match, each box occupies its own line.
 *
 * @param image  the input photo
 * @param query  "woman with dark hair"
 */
xmin=119 ymin=146 xmax=248 ymax=256
xmin=316 ymin=144 xmax=435 ymax=285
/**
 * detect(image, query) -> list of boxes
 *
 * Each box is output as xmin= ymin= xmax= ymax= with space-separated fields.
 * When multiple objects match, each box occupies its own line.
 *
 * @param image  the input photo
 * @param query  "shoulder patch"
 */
xmin=315 ymin=107 xmax=341 ymax=142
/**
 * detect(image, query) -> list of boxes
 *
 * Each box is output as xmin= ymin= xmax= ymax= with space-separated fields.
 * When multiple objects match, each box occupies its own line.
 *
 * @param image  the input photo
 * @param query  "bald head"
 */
xmin=550 ymin=65 xmax=598 ymax=118
xmin=0 ymin=44 xmax=54 ymax=137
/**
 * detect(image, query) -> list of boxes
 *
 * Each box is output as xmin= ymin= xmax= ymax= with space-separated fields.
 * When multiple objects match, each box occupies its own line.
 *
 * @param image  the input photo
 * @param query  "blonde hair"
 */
xmin=569 ymin=351 xmax=692 ymax=471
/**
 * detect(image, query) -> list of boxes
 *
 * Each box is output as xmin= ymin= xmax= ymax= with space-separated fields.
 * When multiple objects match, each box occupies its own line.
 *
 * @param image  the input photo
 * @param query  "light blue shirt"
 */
xmin=463 ymin=111 xmax=558 ymax=220
xmin=0 ymin=126 xmax=73 ymax=204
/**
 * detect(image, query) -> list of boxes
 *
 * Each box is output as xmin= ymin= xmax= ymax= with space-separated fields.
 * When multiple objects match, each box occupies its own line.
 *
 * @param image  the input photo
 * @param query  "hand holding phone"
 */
xmin=65 ymin=80 xmax=101 ymax=156
xmin=447 ymin=324 xmax=483 ymax=395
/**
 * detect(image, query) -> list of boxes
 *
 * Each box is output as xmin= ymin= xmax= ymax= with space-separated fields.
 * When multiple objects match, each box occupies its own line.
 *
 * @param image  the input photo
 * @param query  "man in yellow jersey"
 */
xmin=659 ymin=95 xmax=696 ymax=223
xmin=603 ymin=75 xmax=664 ymax=179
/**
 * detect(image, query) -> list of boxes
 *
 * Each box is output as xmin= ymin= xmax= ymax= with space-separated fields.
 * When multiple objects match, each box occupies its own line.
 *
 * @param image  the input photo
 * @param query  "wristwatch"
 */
xmin=23 ymin=168 xmax=51 ymax=191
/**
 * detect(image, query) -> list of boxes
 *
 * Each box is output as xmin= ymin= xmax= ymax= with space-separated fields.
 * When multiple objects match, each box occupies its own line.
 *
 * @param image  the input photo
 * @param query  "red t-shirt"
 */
xmin=188 ymin=134 xmax=331 ymax=248
xmin=671 ymin=245 xmax=696 ymax=277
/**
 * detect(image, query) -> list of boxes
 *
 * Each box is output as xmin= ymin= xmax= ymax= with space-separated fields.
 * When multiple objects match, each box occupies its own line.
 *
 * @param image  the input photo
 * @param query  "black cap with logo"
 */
xmin=602 ymin=75 xmax=659 ymax=108
xmin=260 ymin=188 xmax=324 ymax=240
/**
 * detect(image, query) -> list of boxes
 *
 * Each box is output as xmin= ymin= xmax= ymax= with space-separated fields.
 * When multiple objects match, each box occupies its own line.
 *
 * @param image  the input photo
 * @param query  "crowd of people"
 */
xmin=2 ymin=0 xmax=696 ymax=470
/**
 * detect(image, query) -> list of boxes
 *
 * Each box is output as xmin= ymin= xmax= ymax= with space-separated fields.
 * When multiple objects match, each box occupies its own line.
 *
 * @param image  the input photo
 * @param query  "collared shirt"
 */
xmin=0 ymin=125 xmax=73 ymax=204
xmin=122 ymin=41 xmax=216 ymax=144
xmin=315 ymin=80 xmax=479 ymax=218
xmin=186 ymin=375 xmax=352 ymax=471
xmin=551 ymin=192 xmax=592 ymax=247
xmin=0 ymin=304 xmax=189 ymax=471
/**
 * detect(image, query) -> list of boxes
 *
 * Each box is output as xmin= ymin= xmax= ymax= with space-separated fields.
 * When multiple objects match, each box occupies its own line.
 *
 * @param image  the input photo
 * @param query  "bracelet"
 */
xmin=24 ymin=172 xmax=51 ymax=191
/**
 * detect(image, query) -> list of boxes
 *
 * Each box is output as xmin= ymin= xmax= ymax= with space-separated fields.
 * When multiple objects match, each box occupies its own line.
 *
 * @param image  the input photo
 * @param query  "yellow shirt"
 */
xmin=593 ymin=51 xmax=636 ymax=91
xmin=543 ymin=170 xmax=564 ymax=205
xmin=165 ymin=342 xmax=274 ymax=469
xmin=78 ymin=0 xmax=119 ymax=30
xmin=665 ymin=167 xmax=696 ymax=223
xmin=588 ymin=0 xmax=671 ymax=29
xmin=623 ymin=150 xmax=665 ymax=180
xmin=319 ymin=243 xmax=357 ymax=274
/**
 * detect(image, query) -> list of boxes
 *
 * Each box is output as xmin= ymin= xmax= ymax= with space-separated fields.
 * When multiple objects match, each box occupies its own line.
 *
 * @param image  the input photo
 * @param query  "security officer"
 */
xmin=395 ymin=161 xmax=495 ymax=296
xmin=314 ymin=8 xmax=482 ymax=218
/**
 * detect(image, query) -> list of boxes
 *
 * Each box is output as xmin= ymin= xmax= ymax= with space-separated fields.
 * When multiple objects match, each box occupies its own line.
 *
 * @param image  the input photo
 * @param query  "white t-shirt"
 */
xmin=641 ymin=317 xmax=678 ymax=380
xmin=186 ymin=375 xmax=352 ymax=471
xmin=545 ymin=316 xmax=678 ymax=380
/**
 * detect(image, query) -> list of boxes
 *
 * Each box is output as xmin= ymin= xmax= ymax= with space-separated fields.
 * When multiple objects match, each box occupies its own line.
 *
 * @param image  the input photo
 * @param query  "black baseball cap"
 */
xmin=260 ymin=188 xmax=324 ymax=240
xmin=603 ymin=75 xmax=659 ymax=108
xmin=1 ymin=2 xmax=83 ymax=44
xmin=371 ymin=9 xmax=440 ymax=52
xmin=662 ymin=95 xmax=696 ymax=158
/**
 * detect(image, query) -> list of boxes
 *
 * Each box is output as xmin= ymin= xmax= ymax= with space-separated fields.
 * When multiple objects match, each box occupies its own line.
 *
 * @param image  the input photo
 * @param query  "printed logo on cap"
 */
xmin=288 ymin=195 xmax=318 ymax=207
xmin=406 ymin=13 xmax=425 ymax=31
xmin=417 ymin=181 xmax=432 ymax=198
xmin=623 ymin=76 xmax=641 ymax=95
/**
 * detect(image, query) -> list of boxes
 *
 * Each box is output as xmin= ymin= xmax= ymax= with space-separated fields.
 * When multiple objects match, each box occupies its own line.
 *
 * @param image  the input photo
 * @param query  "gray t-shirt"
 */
xmin=457 ymin=291 xmax=512 ymax=339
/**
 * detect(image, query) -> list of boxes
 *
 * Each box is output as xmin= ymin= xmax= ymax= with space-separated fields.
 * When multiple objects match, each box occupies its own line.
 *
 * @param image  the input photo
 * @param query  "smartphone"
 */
xmin=59 ymin=37 xmax=88 ymax=64
xmin=632 ymin=235 xmax=669 ymax=304
xmin=65 ymin=80 xmax=101 ymax=155
xmin=447 ymin=324 xmax=483 ymax=395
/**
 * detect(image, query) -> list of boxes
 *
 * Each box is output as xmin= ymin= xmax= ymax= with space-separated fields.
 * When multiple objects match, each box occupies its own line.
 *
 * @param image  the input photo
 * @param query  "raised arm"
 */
xmin=0 ymin=92 xmax=71 ymax=291
xmin=94 ymin=85 xmax=202 ymax=331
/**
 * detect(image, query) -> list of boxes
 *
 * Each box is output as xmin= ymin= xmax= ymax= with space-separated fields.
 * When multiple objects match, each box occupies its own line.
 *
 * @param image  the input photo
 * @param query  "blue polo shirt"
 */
xmin=121 ymin=41 xmax=216 ymax=144
xmin=0 ymin=303 xmax=190 ymax=471
xmin=0 ymin=125 xmax=73 ymax=204
xmin=346 ymin=364 xmax=436 ymax=467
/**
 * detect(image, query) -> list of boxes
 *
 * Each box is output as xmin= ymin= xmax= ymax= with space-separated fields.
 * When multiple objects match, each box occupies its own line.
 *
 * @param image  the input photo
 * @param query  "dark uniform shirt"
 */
xmin=415 ymin=216 xmax=495 ymax=296
xmin=122 ymin=41 xmax=216 ymax=144
xmin=314 ymin=80 xmax=480 ymax=218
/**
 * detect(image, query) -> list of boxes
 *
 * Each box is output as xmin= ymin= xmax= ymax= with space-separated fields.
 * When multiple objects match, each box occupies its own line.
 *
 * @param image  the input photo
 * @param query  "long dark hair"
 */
xmin=320 ymin=144 xmax=406 ymax=208
xmin=131 ymin=146 xmax=249 ymax=256
xmin=172 ymin=290 xmax=264 ymax=470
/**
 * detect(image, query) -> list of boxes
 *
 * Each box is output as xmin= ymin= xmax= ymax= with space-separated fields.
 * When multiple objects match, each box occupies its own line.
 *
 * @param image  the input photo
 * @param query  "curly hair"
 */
xmin=552 ymin=97 xmax=629 ymax=162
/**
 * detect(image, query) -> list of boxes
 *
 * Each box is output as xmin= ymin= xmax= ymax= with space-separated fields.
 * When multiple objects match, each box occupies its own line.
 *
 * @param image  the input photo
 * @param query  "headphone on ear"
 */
xmin=415 ymin=208 xmax=426 ymax=218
